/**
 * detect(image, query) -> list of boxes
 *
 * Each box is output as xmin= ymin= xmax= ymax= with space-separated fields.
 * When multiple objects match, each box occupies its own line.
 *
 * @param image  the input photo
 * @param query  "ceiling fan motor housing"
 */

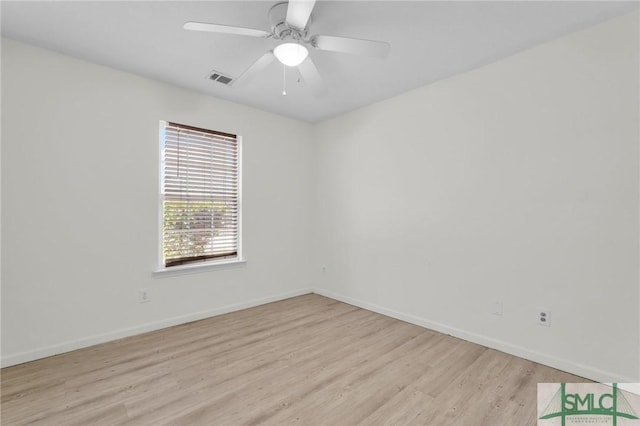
xmin=269 ymin=2 xmax=309 ymax=42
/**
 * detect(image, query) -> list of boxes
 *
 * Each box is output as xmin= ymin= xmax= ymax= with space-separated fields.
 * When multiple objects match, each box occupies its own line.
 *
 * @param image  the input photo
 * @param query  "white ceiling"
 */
xmin=2 ymin=1 xmax=637 ymax=123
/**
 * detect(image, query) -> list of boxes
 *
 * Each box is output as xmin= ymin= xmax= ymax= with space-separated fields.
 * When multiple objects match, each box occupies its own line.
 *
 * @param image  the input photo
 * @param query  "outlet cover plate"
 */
xmin=537 ymin=309 xmax=550 ymax=327
xmin=139 ymin=288 xmax=151 ymax=303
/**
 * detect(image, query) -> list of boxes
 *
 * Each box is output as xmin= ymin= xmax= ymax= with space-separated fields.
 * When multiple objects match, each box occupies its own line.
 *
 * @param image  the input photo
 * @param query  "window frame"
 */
xmin=154 ymin=121 xmax=244 ymax=276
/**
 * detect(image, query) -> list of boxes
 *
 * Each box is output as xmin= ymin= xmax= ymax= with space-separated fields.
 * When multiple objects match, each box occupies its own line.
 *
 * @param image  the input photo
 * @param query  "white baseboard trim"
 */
xmin=4 ymin=287 xmax=636 ymax=383
xmin=1 ymin=288 xmax=313 ymax=368
xmin=312 ymin=288 xmax=637 ymax=384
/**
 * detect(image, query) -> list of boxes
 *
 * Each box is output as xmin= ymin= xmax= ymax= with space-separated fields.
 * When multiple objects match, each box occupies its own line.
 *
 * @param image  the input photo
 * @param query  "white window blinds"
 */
xmin=161 ymin=121 xmax=239 ymax=267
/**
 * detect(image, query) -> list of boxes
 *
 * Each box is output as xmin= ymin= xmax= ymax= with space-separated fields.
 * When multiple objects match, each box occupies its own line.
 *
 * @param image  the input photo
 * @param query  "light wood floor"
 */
xmin=2 ymin=294 xmax=585 ymax=425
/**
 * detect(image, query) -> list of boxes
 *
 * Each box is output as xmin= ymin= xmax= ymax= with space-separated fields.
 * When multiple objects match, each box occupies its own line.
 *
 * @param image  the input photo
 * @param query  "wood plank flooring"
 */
xmin=1 ymin=294 xmax=586 ymax=425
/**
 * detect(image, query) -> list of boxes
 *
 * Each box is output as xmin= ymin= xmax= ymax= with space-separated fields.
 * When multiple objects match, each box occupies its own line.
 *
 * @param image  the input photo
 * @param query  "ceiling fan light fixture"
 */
xmin=273 ymin=42 xmax=308 ymax=67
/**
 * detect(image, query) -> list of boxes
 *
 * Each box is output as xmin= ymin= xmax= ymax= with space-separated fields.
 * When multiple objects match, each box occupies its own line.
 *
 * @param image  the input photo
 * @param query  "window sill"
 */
xmin=152 ymin=258 xmax=246 ymax=278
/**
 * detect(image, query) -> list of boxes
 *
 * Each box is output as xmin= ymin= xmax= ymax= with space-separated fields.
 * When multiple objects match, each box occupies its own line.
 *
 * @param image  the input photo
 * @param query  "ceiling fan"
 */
xmin=184 ymin=0 xmax=391 ymax=95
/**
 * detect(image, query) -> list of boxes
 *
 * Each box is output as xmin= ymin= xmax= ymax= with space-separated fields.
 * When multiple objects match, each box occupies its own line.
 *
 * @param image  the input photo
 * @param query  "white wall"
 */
xmin=312 ymin=11 xmax=639 ymax=382
xmin=1 ymin=38 xmax=314 ymax=366
xmin=2 ymin=10 xmax=638 ymax=383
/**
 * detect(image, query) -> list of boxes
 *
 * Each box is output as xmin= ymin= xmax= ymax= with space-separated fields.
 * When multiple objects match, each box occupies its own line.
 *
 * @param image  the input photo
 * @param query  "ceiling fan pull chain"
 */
xmin=282 ymin=64 xmax=287 ymax=96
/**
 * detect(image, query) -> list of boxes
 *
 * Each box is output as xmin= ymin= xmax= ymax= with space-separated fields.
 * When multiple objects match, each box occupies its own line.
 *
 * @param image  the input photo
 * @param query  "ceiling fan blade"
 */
xmin=298 ymin=57 xmax=327 ymax=97
xmin=235 ymin=52 xmax=275 ymax=85
xmin=184 ymin=22 xmax=271 ymax=38
xmin=286 ymin=0 xmax=316 ymax=30
xmin=312 ymin=35 xmax=390 ymax=58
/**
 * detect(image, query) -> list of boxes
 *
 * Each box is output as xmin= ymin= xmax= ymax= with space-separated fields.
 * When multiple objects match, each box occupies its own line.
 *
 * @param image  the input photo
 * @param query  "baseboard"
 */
xmin=1 ymin=288 xmax=313 ymax=368
xmin=4 ymin=286 xmax=636 ymax=383
xmin=312 ymin=288 xmax=637 ymax=384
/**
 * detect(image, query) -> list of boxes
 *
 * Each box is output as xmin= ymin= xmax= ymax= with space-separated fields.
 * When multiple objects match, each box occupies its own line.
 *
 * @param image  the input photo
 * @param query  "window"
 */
xmin=160 ymin=121 xmax=240 ymax=268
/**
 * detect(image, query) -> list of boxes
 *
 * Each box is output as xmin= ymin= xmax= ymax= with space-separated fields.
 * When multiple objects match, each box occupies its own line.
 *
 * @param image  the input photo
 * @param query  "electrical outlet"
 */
xmin=139 ymin=288 xmax=151 ymax=303
xmin=537 ymin=309 xmax=550 ymax=327
xmin=492 ymin=301 xmax=503 ymax=316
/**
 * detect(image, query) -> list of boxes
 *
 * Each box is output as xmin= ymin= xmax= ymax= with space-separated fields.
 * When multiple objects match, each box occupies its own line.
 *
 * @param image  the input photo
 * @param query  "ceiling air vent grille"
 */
xmin=209 ymin=70 xmax=234 ymax=86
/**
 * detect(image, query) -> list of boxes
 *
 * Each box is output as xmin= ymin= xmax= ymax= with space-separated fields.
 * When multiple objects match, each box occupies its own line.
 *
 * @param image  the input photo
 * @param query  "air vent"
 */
xmin=209 ymin=70 xmax=234 ymax=86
